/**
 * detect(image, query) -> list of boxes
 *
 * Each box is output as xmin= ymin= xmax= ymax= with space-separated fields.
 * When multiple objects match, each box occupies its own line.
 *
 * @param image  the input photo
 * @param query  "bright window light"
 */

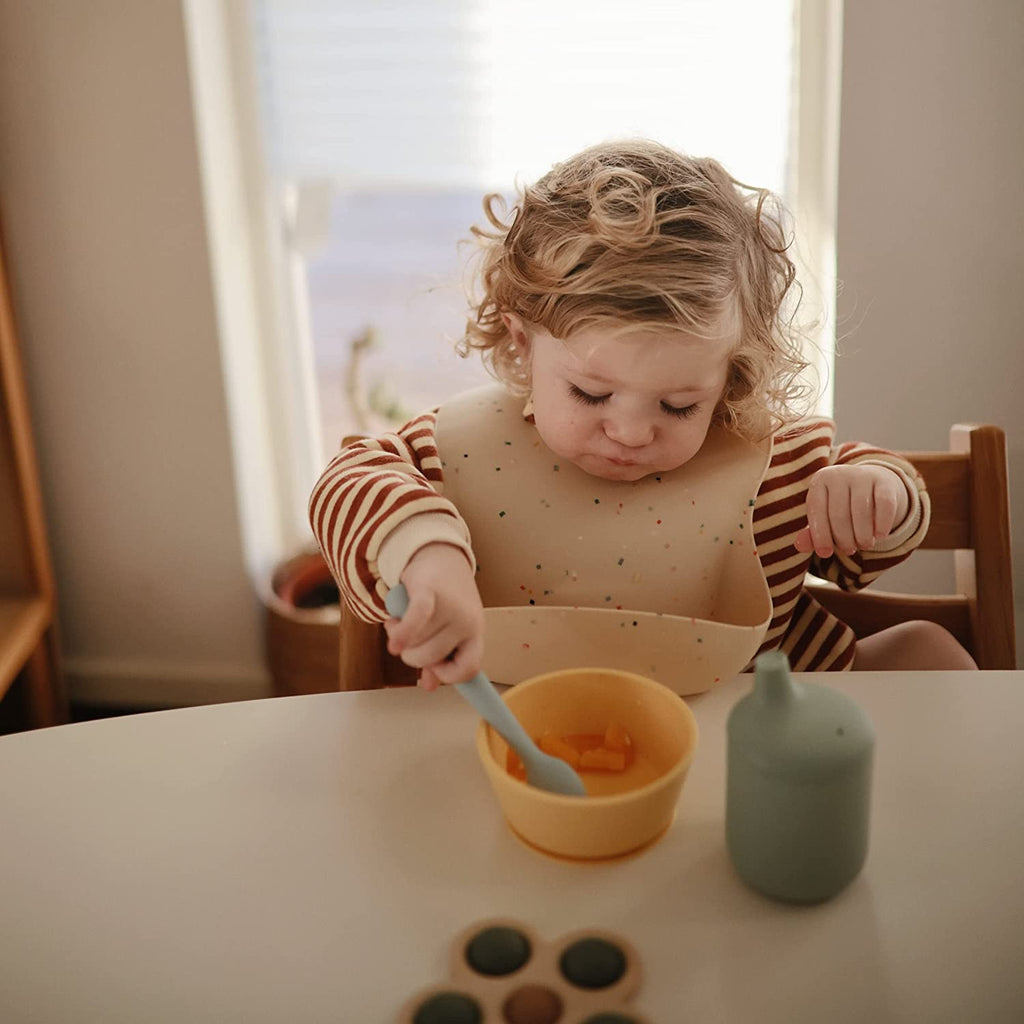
xmin=248 ymin=0 xmax=800 ymax=456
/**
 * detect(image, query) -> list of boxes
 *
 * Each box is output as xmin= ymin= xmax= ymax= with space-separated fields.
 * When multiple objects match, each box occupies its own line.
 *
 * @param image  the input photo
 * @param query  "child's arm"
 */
xmin=307 ymin=410 xmax=476 ymax=623
xmin=795 ymin=442 xmax=930 ymax=590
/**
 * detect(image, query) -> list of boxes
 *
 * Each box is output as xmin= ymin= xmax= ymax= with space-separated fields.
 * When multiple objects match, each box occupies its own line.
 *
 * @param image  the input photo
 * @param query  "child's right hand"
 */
xmin=385 ymin=542 xmax=485 ymax=691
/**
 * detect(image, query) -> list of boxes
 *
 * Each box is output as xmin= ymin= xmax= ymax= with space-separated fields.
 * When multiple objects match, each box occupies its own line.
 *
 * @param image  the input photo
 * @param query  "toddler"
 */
xmin=309 ymin=140 xmax=975 ymax=691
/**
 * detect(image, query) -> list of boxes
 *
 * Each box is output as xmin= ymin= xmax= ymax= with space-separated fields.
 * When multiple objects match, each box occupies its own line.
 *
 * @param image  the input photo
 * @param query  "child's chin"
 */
xmin=578 ymin=456 xmax=655 ymax=482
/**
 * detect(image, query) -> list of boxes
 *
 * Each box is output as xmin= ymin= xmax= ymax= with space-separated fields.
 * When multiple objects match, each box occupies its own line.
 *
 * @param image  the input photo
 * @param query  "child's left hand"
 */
xmin=794 ymin=464 xmax=910 ymax=558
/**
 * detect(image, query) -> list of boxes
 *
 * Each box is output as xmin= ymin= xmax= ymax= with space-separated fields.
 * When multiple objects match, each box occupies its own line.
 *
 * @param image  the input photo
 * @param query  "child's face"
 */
xmin=520 ymin=322 xmax=732 ymax=482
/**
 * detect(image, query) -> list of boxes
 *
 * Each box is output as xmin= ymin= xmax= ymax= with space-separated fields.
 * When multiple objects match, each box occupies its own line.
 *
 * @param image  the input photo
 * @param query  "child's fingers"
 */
xmin=416 ymin=634 xmax=483 ymax=688
xmin=428 ymin=633 xmax=484 ymax=686
xmin=398 ymin=623 xmax=466 ymax=671
xmin=417 ymin=667 xmax=443 ymax=692
xmin=872 ymin=477 xmax=900 ymax=539
xmin=847 ymin=476 xmax=877 ymax=551
xmin=385 ymin=589 xmax=436 ymax=653
xmin=804 ymin=486 xmax=835 ymax=557
xmin=826 ymin=484 xmax=858 ymax=555
xmin=798 ymin=465 xmax=906 ymax=561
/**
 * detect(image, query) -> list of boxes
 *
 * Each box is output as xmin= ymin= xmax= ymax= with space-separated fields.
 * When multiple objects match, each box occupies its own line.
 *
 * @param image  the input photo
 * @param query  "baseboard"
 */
xmin=64 ymin=656 xmax=273 ymax=709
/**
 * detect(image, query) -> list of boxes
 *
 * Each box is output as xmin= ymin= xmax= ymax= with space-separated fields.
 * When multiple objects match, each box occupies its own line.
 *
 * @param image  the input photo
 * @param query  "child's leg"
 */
xmin=851 ymin=621 xmax=978 ymax=671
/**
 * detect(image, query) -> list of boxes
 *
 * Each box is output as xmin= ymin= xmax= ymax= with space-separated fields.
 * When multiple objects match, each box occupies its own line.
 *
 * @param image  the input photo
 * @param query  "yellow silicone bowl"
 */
xmin=475 ymin=667 xmax=699 ymax=859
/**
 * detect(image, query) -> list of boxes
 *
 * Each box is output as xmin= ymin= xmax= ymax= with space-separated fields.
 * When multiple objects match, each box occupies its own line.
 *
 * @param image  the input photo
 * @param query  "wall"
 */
xmin=0 ymin=0 xmax=269 ymax=705
xmin=834 ymin=0 xmax=1024 ymax=661
xmin=0 ymin=1 xmax=1019 ymax=710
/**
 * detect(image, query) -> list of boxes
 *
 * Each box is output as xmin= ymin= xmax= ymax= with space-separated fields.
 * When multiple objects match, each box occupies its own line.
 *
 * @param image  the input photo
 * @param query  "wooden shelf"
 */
xmin=0 ymin=214 xmax=66 ymax=728
xmin=0 ymin=595 xmax=48 ymax=691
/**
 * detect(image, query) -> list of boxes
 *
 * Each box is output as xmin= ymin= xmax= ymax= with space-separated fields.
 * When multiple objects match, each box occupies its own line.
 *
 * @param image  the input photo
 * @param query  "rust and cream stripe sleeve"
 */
xmin=308 ymin=412 xmax=474 ymax=622
xmin=752 ymin=419 xmax=834 ymax=663
xmin=750 ymin=418 xmax=930 ymax=672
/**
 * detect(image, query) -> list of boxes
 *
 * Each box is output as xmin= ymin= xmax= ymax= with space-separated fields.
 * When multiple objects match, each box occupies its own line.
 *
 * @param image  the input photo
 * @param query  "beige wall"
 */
xmin=835 ymin=0 xmax=1024 ymax=661
xmin=0 ymin=0 xmax=269 ymax=705
xmin=0 ymin=1 xmax=1019 ymax=709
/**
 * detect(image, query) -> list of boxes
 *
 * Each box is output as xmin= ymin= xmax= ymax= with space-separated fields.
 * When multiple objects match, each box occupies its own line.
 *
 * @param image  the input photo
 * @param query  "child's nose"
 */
xmin=604 ymin=415 xmax=654 ymax=448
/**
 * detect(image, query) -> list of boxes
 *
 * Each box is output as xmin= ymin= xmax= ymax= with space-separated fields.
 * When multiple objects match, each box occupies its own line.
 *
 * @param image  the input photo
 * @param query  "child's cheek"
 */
xmin=558 ymin=410 xmax=586 ymax=445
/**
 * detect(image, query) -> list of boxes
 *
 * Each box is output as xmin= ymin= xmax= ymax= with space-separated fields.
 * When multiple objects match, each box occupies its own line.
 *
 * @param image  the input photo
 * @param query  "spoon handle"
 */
xmin=454 ymin=674 xmax=536 ymax=752
xmin=384 ymin=584 xmax=533 ymax=748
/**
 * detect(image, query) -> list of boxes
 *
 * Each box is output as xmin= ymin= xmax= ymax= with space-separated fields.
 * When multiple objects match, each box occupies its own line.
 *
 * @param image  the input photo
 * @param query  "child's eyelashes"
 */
xmin=661 ymin=401 xmax=700 ymax=419
xmin=568 ymin=383 xmax=699 ymax=419
xmin=569 ymin=383 xmax=610 ymax=406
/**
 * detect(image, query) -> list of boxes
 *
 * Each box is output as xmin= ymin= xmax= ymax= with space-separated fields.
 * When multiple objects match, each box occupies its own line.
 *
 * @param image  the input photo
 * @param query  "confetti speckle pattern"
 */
xmin=447 ymin=393 xmax=764 ymax=618
xmin=427 ymin=384 xmax=774 ymax=693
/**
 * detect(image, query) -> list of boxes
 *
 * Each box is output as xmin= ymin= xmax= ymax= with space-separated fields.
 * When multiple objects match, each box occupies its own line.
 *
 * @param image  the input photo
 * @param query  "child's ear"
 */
xmin=501 ymin=312 xmax=530 ymax=355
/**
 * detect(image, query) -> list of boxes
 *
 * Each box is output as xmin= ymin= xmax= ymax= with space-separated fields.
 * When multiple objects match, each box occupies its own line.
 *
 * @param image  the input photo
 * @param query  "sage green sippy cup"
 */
xmin=726 ymin=650 xmax=876 ymax=903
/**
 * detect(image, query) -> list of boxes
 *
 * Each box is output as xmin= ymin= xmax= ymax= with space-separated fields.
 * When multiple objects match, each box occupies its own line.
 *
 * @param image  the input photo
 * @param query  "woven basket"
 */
xmin=263 ymin=551 xmax=340 ymax=696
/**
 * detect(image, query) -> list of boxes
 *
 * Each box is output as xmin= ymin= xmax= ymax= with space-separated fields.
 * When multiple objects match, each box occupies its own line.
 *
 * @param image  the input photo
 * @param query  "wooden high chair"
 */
xmin=336 ymin=423 xmax=1016 ymax=689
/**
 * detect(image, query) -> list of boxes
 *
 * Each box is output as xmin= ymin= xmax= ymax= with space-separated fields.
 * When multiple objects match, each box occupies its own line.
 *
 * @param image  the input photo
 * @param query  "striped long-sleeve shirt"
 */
xmin=309 ymin=403 xmax=929 ymax=673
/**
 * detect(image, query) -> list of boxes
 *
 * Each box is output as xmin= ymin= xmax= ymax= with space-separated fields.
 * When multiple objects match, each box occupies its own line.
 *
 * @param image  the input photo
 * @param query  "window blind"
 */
xmin=249 ymin=0 xmax=796 ymax=195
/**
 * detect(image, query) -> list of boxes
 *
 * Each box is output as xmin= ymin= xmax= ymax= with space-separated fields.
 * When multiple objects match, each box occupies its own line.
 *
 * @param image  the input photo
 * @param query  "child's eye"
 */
xmin=569 ymin=384 xmax=610 ymax=406
xmin=661 ymin=401 xmax=700 ymax=419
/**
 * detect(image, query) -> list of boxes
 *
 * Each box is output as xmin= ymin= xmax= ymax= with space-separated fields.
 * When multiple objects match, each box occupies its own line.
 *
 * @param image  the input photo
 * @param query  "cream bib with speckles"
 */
xmin=435 ymin=384 xmax=772 ymax=695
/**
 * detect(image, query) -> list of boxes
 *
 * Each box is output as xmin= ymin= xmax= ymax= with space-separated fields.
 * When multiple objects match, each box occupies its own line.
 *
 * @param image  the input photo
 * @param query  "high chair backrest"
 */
xmin=337 ymin=423 xmax=1016 ymax=688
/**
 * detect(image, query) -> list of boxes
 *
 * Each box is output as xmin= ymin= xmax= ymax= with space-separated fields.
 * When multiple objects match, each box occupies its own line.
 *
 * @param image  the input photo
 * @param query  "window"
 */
xmin=184 ymin=0 xmax=840 ymax=572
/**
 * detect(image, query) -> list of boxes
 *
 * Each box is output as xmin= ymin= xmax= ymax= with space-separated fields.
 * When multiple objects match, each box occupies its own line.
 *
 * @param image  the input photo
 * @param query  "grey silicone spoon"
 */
xmin=385 ymin=584 xmax=586 ymax=797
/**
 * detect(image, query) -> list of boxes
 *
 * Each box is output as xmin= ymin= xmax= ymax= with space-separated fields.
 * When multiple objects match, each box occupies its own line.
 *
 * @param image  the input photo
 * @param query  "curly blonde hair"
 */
xmin=460 ymin=139 xmax=811 ymax=439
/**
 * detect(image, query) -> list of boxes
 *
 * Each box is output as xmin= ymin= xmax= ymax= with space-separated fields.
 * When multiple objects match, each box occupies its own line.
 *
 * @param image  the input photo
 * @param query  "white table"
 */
xmin=1 ymin=672 xmax=1022 ymax=1023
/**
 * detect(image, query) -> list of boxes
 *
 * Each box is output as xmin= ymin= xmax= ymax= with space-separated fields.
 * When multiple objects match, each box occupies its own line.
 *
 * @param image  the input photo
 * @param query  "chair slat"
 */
xmin=806 ymin=585 xmax=972 ymax=650
xmin=899 ymin=452 xmax=971 ymax=549
xmin=338 ymin=605 xmax=389 ymax=691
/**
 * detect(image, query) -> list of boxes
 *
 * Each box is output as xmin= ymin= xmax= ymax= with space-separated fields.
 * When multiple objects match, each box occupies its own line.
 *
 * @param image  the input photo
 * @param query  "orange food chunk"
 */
xmin=558 ymin=733 xmax=604 ymax=755
xmin=579 ymin=747 xmax=627 ymax=772
xmin=603 ymin=721 xmax=633 ymax=754
xmin=503 ymin=722 xmax=635 ymax=779
xmin=537 ymin=732 xmax=583 ymax=768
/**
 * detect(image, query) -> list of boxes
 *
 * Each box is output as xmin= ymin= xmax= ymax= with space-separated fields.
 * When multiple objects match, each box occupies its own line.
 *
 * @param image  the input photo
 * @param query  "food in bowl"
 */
xmin=506 ymin=722 xmax=635 ymax=784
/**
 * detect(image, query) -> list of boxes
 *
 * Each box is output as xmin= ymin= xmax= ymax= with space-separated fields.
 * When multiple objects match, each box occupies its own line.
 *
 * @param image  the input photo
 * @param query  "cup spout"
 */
xmin=753 ymin=650 xmax=798 ymax=706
